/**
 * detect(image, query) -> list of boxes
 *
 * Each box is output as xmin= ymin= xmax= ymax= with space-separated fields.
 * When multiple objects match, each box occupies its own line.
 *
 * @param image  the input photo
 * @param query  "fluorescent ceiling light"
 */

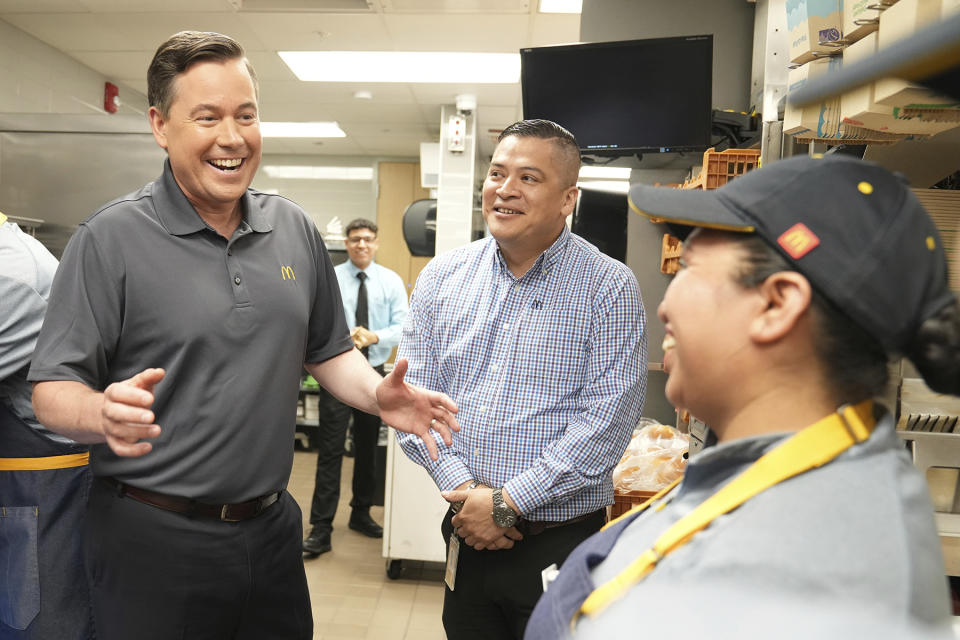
xmin=578 ymin=166 xmax=632 ymax=180
xmin=262 ymin=165 xmax=374 ymax=180
xmin=539 ymin=0 xmax=582 ymax=13
xmin=278 ymin=51 xmax=520 ymax=83
xmin=260 ymin=121 xmax=346 ymax=138
xmin=577 ymin=180 xmax=630 ymax=194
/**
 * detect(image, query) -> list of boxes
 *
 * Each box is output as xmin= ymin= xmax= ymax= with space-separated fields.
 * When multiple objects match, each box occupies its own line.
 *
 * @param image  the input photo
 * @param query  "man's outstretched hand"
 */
xmin=101 ymin=367 xmax=165 ymax=458
xmin=376 ymin=358 xmax=459 ymax=460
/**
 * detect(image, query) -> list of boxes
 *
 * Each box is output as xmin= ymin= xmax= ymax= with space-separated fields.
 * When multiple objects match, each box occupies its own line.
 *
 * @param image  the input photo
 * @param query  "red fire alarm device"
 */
xmin=104 ymin=82 xmax=119 ymax=114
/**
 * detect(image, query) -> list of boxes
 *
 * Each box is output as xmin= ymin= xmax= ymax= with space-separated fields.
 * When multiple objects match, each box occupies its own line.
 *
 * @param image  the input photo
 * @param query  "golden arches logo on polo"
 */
xmin=281 ymin=265 xmax=296 ymax=281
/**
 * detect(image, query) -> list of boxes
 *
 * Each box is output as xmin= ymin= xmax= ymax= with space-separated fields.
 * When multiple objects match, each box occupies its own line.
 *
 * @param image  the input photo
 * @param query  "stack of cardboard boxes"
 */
xmin=784 ymin=0 xmax=960 ymax=143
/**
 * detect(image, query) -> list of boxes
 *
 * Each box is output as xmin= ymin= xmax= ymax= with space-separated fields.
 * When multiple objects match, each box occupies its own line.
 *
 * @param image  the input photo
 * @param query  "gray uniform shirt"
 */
xmin=0 ymin=218 xmax=73 ymax=443
xmin=28 ymin=160 xmax=353 ymax=502
xmin=582 ymin=408 xmax=950 ymax=630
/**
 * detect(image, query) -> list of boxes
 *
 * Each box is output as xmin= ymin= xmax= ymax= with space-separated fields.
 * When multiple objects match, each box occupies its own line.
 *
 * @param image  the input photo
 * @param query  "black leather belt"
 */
xmin=519 ymin=508 xmax=606 ymax=536
xmin=100 ymin=476 xmax=280 ymax=522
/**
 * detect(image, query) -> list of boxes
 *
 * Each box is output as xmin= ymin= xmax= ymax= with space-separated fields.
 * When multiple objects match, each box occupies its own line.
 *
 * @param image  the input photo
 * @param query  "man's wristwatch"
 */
xmin=491 ymin=487 xmax=518 ymax=528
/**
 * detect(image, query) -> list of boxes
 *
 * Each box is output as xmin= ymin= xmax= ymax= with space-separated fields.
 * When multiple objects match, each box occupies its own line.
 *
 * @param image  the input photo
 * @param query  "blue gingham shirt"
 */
xmin=336 ymin=260 xmax=408 ymax=367
xmin=396 ymin=227 xmax=647 ymax=521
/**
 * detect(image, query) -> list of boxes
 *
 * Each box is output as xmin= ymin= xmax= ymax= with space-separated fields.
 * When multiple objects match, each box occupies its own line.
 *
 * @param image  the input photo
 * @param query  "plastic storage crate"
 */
xmin=683 ymin=147 xmax=761 ymax=190
xmin=609 ymin=489 xmax=659 ymax=520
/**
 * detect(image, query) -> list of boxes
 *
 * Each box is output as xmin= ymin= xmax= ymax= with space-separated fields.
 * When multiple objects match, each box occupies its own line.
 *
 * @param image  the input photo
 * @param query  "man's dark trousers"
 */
xmin=440 ymin=507 xmax=605 ymax=640
xmin=84 ymin=479 xmax=311 ymax=639
xmin=309 ymin=364 xmax=384 ymax=529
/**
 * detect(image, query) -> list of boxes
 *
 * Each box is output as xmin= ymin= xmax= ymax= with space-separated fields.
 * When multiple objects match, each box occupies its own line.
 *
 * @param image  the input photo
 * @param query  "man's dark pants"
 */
xmin=84 ymin=479 xmax=311 ymax=640
xmin=309 ymin=364 xmax=383 ymax=529
xmin=440 ymin=507 xmax=605 ymax=640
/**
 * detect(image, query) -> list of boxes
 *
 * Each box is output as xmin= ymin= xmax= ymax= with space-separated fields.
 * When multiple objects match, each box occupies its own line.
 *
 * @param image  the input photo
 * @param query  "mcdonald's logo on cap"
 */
xmin=281 ymin=265 xmax=296 ymax=281
xmin=777 ymin=223 xmax=820 ymax=259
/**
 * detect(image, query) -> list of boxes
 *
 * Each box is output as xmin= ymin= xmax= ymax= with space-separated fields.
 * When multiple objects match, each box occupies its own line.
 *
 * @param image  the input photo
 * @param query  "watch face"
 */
xmin=493 ymin=506 xmax=517 ymax=528
xmin=493 ymin=490 xmax=518 ymax=527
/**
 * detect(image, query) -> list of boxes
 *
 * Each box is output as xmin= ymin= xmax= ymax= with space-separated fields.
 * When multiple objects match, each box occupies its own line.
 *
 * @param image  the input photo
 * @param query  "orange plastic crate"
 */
xmin=683 ymin=147 xmax=761 ymax=190
xmin=608 ymin=489 xmax=659 ymax=521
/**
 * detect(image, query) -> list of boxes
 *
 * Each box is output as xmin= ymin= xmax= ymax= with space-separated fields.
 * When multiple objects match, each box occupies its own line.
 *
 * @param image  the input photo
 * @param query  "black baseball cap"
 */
xmin=628 ymin=154 xmax=956 ymax=354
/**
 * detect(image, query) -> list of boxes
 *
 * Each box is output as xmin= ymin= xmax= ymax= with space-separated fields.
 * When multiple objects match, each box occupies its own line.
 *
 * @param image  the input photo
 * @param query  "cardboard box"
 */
xmin=841 ymin=33 xmax=959 ymax=135
xmin=785 ymin=59 xmax=843 ymax=136
xmin=843 ymin=0 xmax=881 ymax=45
xmin=874 ymin=0 xmax=958 ymax=108
xmin=787 ymin=0 xmax=844 ymax=64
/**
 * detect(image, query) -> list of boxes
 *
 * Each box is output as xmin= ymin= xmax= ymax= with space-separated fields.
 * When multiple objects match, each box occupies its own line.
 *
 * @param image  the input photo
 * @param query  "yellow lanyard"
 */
xmin=576 ymin=401 xmax=876 ymax=627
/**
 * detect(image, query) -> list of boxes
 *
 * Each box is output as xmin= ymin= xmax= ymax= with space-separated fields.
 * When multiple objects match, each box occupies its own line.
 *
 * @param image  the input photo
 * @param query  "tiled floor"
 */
xmin=286 ymin=450 xmax=447 ymax=640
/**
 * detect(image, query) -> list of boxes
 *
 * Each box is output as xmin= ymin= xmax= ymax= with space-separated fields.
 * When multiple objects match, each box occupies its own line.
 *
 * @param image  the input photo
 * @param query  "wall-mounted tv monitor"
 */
xmin=521 ymin=35 xmax=713 ymax=155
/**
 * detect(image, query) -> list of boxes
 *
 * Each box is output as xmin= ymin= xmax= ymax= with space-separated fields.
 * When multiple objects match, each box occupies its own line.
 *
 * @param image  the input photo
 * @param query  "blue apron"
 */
xmin=524 ymin=510 xmax=638 ymax=640
xmin=0 ymin=400 xmax=93 ymax=640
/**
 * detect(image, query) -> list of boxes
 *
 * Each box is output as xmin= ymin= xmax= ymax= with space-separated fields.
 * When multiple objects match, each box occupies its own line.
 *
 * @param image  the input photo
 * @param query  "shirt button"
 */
xmin=504 ymin=324 xmax=511 ymax=330
xmin=227 ymin=249 xmax=233 ymax=256
xmin=490 ymin=364 xmax=499 ymax=372
xmin=234 ymin=275 xmax=241 ymax=285
xmin=479 ymin=406 xmax=486 ymax=413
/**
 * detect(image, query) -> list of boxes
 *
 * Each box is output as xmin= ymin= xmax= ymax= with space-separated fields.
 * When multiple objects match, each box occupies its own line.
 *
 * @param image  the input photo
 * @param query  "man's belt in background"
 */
xmin=518 ymin=508 xmax=606 ymax=536
xmin=100 ymin=476 xmax=280 ymax=522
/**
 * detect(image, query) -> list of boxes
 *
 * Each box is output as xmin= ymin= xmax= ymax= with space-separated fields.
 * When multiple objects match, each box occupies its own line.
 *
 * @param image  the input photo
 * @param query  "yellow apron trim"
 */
xmin=574 ymin=401 xmax=875 ymax=629
xmin=0 ymin=211 xmax=7 ymax=225
xmin=0 ymin=452 xmax=90 ymax=470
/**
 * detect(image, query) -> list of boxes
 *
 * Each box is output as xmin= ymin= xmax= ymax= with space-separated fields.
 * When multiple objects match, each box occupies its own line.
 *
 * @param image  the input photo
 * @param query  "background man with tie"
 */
xmin=303 ymin=218 xmax=409 ymax=555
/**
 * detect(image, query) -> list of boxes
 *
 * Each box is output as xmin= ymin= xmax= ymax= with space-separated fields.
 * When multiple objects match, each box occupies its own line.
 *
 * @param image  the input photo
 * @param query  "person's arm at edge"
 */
xmin=0 ymin=275 xmax=47 ymax=381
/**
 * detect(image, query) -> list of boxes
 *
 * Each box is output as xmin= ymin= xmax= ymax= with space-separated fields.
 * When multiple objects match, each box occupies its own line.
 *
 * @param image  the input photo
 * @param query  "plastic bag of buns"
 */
xmin=613 ymin=419 xmax=690 ymax=492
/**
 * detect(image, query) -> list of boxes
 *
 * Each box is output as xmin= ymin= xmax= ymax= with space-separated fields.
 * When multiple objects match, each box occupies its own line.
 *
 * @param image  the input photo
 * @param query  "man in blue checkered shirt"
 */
xmin=396 ymin=119 xmax=647 ymax=639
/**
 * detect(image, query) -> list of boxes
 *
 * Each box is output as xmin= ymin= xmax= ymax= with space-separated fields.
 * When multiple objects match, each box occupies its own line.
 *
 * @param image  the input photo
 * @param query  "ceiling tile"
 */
xmin=382 ymin=13 xmax=528 ymax=51
xmin=238 ymin=12 xmax=391 ymax=50
xmin=379 ymin=0 xmax=529 ymax=13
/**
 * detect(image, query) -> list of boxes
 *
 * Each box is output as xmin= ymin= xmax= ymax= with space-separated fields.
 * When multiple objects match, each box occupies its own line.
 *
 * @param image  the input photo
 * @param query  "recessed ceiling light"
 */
xmin=261 ymin=166 xmax=374 ymax=180
xmin=278 ymin=51 xmax=520 ymax=83
xmin=353 ymin=90 xmax=373 ymax=99
xmin=539 ymin=0 xmax=582 ymax=13
xmin=260 ymin=121 xmax=346 ymax=138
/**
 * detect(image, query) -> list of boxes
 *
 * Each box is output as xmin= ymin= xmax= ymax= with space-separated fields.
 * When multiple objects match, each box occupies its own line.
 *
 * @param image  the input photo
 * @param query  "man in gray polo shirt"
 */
xmin=28 ymin=31 xmax=457 ymax=640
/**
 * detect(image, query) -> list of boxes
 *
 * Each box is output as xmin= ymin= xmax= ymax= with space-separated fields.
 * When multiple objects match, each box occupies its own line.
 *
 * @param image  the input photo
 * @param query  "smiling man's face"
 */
xmin=148 ymin=57 xmax=262 ymax=217
xmin=481 ymin=135 xmax=578 ymax=262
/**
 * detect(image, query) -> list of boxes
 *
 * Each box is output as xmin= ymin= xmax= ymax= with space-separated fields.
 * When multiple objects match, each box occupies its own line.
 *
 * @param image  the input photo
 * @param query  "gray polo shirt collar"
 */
xmin=152 ymin=158 xmax=273 ymax=236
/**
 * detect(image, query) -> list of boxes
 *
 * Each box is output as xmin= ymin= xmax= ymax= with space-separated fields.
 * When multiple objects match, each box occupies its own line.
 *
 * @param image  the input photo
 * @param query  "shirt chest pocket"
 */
xmin=515 ymin=305 xmax=591 ymax=387
xmin=366 ymin=286 xmax=389 ymax=312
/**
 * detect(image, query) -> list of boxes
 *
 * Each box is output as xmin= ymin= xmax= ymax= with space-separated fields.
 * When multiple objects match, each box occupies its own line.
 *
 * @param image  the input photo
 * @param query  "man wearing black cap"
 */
xmin=525 ymin=154 xmax=957 ymax=638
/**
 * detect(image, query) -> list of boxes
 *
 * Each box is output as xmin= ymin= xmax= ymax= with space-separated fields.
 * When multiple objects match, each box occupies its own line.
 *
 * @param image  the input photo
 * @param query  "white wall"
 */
xmin=580 ymin=0 xmax=755 ymax=113
xmin=251 ymin=155 xmax=379 ymax=236
xmin=0 ymin=19 xmax=149 ymax=116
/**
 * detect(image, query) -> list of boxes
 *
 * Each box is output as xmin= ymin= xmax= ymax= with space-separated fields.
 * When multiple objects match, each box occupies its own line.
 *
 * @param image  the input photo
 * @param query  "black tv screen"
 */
xmin=521 ymin=35 xmax=713 ymax=155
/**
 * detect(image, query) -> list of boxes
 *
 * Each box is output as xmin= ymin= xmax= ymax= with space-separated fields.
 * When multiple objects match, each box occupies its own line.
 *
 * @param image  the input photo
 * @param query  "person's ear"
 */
xmin=561 ymin=185 xmax=579 ymax=217
xmin=148 ymin=106 xmax=169 ymax=150
xmin=749 ymin=271 xmax=812 ymax=344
